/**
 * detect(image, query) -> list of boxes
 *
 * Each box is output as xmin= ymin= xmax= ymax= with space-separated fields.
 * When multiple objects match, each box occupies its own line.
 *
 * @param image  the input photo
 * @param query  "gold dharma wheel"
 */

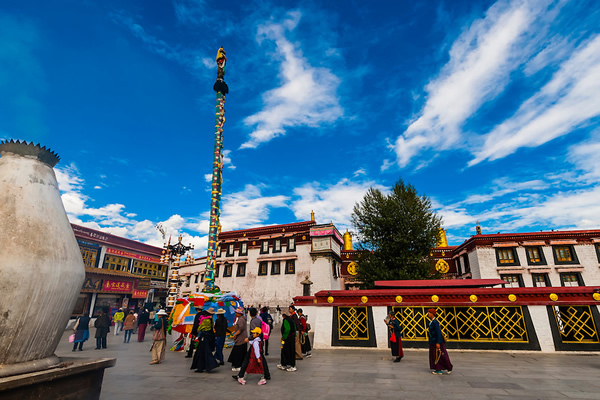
xmin=327 ymin=296 xmax=334 ymax=303
xmin=361 ymin=296 xmax=368 ymax=303
xmin=395 ymin=295 xmax=403 ymax=303
xmin=435 ymin=259 xmax=450 ymax=274
xmin=347 ymin=262 xmax=358 ymax=276
xmin=593 ymin=292 xmax=600 ymax=301
xmin=470 ymin=294 xmax=478 ymax=303
xmin=431 ymin=295 xmax=439 ymax=302
xmin=549 ymin=293 xmax=559 ymax=301
xmin=508 ymin=294 xmax=517 ymax=302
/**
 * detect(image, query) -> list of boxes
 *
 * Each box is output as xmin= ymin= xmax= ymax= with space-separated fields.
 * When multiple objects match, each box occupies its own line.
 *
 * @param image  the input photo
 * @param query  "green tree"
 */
xmin=351 ymin=179 xmax=442 ymax=288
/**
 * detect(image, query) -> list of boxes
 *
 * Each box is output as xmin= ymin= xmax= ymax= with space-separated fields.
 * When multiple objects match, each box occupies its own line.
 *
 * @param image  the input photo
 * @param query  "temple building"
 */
xmin=178 ymin=214 xmax=345 ymax=307
xmin=452 ymin=227 xmax=600 ymax=287
xmin=71 ymin=224 xmax=167 ymax=317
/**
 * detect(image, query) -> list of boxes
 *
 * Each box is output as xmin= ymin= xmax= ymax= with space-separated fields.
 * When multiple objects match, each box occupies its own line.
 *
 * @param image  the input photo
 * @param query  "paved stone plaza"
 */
xmin=56 ymin=328 xmax=600 ymax=400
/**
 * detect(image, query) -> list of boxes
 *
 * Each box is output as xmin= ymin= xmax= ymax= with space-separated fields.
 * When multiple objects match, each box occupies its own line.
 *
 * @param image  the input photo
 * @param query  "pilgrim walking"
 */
xmin=427 ymin=308 xmax=453 ymax=374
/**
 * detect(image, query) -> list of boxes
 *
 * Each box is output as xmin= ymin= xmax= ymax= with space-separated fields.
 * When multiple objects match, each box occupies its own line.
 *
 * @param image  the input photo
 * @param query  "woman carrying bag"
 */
xmin=386 ymin=311 xmax=404 ymax=362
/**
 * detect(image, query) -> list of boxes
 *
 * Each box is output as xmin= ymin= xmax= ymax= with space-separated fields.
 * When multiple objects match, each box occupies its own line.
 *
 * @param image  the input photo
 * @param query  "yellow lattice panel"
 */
xmin=338 ymin=307 xmax=369 ymax=340
xmin=554 ymin=306 xmax=600 ymax=344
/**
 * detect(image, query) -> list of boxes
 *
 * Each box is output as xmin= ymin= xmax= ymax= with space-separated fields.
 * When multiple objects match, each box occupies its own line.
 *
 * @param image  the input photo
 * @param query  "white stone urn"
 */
xmin=0 ymin=140 xmax=85 ymax=377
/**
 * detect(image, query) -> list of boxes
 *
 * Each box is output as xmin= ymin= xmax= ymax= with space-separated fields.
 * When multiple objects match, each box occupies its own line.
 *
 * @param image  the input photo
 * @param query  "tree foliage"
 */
xmin=351 ymin=179 xmax=442 ymax=288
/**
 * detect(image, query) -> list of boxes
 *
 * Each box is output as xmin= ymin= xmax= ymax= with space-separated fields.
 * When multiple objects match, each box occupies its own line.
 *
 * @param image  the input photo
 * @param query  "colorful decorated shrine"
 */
xmin=168 ymin=291 xmax=243 ymax=351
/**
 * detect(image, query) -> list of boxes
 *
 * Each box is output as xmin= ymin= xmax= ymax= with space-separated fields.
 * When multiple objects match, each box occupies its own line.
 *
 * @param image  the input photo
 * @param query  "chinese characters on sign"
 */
xmin=102 ymin=280 xmax=132 ymax=292
xmin=132 ymin=289 xmax=148 ymax=299
xmin=106 ymin=247 xmax=161 ymax=263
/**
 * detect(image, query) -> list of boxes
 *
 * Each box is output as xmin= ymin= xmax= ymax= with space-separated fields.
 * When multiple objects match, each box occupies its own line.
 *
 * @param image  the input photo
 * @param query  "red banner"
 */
xmin=102 ymin=280 xmax=133 ymax=292
xmin=106 ymin=247 xmax=161 ymax=263
xmin=132 ymin=289 xmax=148 ymax=299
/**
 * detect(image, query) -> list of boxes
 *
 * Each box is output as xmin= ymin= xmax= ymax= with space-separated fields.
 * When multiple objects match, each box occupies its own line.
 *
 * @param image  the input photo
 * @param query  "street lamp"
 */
xmin=161 ymin=235 xmax=194 ymax=311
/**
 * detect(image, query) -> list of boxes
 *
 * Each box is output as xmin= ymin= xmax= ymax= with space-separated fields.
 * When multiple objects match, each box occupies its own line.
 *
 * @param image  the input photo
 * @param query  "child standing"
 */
xmin=237 ymin=327 xmax=267 ymax=385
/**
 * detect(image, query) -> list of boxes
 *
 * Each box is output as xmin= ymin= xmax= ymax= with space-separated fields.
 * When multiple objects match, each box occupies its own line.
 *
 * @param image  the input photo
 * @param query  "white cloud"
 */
xmin=219 ymin=184 xmax=289 ymax=231
xmin=222 ymin=149 xmax=235 ymax=170
xmin=241 ymin=12 xmax=343 ymax=149
xmin=353 ymin=168 xmax=366 ymax=177
xmin=470 ymin=35 xmax=600 ymax=165
xmin=380 ymin=159 xmax=392 ymax=172
xmin=394 ymin=0 xmax=538 ymax=167
xmin=291 ymin=179 xmax=388 ymax=231
xmin=204 ymin=174 xmax=212 ymax=182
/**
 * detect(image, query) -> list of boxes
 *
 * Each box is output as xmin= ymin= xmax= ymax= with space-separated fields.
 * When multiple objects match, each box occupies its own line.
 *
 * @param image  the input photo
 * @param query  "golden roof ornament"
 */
xmin=437 ymin=228 xmax=448 ymax=247
xmin=343 ymin=229 xmax=353 ymax=251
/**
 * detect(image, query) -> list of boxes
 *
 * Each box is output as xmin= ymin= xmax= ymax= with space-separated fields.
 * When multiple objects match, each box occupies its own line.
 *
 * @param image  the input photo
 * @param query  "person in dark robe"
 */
xmin=94 ymin=310 xmax=110 ymax=349
xmin=137 ymin=309 xmax=150 ymax=342
xmin=72 ymin=313 xmax=90 ymax=351
xmin=386 ymin=311 xmax=403 ymax=362
xmin=191 ymin=308 xmax=218 ymax=372
xmin=298 ymin=309 xmax=312 ymax=357
xmin=186 ymin=308 xmax=203 ymax=358
xmin=289 ymin=305 xmax=303 ymax=360
xmin=214 ymin=309 xmax=228 ymax=365
xmin=427 ymin=308 xmax=453 ymax=374
xmin=227 ymin=306 xmax=247 ymax=371
xmin=232 ymin=308 xmax=271 ymax=381
xmin=277 ymin=311 xmax=297 ymax=372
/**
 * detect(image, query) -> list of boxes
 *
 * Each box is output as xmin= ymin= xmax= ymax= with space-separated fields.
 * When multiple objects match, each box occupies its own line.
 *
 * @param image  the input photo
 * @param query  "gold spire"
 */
xmin=310 ymin=210 xmax=315 ymax=221
xmin=343 ymin=229 xmax=353 ymax=251
xmin=476 ymin=221 xmax=482 ymax=235
xmin=437 ymin=228 xmax=448 ymax=247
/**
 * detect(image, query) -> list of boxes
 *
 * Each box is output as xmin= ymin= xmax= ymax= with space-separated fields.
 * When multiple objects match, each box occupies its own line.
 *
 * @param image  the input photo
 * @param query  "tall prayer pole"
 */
xmin=204 ymin=47 xmax=229 ymax=292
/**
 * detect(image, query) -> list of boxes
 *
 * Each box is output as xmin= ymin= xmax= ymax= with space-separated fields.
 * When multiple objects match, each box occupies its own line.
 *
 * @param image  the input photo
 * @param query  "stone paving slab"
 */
xmin=54 ymin=328 xmax=600 ymax=399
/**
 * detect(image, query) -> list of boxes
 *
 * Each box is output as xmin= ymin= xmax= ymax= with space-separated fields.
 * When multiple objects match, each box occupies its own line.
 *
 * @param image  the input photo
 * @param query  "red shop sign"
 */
xmin=102 ymin=280 xmax=132 ymax=292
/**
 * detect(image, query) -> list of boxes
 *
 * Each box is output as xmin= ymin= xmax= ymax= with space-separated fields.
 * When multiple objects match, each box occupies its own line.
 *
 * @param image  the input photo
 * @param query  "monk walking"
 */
xmin=427 ymin=308 xmax=453 ymax=375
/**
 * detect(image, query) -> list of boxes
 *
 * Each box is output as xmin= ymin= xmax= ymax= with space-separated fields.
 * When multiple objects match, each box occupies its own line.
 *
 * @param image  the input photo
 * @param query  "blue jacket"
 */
xmin=428 ymin=318 xmax=443 ymax=345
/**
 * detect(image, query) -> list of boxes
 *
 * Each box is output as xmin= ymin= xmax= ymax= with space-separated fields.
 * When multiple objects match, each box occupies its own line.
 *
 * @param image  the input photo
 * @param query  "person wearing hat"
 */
xmin=236 ymin=327 xmax=267 ymax=385
xmin=227 ymin=306 xmax=247 ymax=372
xmin=150 ymin=309 xmax=168 ymax=365
xmin=233 ymin=308 xmax=271 ymax=382
xmin=186 ymin=307 xmax=204 ymax=358
xmin=427 ymin=308 xmax=453 ymax=375
xmin=190 ymin=308 xmax=219 ymax=373
xmin=214 ymin=308 xmax=228 ymax=365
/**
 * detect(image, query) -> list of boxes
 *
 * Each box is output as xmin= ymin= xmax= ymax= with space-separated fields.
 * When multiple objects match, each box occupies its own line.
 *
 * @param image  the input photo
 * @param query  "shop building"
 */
xmin=71 ymin=224 xmax=167 ymax=317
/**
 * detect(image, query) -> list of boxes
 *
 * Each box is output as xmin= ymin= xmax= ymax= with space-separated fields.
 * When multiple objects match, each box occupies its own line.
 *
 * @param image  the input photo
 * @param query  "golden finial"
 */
xmin=437 ymin=228 xmax=448 ymax=247
xmin=343 ymin=229 xmax=353 ymax=251
xmin=310 ymin=210 xmax=315 ymax=221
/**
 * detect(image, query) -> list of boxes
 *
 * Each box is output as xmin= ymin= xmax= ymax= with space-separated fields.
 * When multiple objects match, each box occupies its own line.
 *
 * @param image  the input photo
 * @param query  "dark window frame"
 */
xmin=500 ymin=274 xmax=524 ymax=288
xmin=532 ymin=273 xmax=551 ymax=287
xmin=258 ymin=261 xmax=268 ymax=276
xmin=271 ymin=261 xmax=281 ymax=275
xmin=495 ymin=247 xmax=520 ymax=266
xmin=525 ymin=246 xmax=547 ymax=266
xmin=223 ymin=263 xmax=233 ymax=277
xmin=260 ymin=240 xmax=270 ymax=255
xmin=214 ymin=265 xmax=220 ymax=278
xmin=239 ymin=242 xmax=248 ymax=256
xmin=236 ymin=263 xmax=246 ymax=277
xmin=287 ymin=237 xmax=296 ymax=252
xmin=226 ymin=243 xmax=235 ymax=257
xmin=552 ymin=245 xmax=579 ymax=265
xmin=273 ymin=239 xmax=282 ymax=253
xmin=463 ymin=254 xmax=470 ymax=273
xmin=285 ymin=259 xmax=295 ymax=274
xmin=560 ymin=271 xmax=584 ymax=287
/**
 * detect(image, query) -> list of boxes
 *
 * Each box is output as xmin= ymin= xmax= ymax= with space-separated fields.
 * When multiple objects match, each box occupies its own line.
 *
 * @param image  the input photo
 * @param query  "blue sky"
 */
xmin=2 ymin=0 xmax=600 ymax=255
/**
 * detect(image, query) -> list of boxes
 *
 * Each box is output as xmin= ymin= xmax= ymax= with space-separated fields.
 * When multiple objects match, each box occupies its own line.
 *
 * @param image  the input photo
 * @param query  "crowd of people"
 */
xmin=71 ymin=303 xmax=452 ymax=380
xmin=70 ymin=306 xmax=160 ymax=351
